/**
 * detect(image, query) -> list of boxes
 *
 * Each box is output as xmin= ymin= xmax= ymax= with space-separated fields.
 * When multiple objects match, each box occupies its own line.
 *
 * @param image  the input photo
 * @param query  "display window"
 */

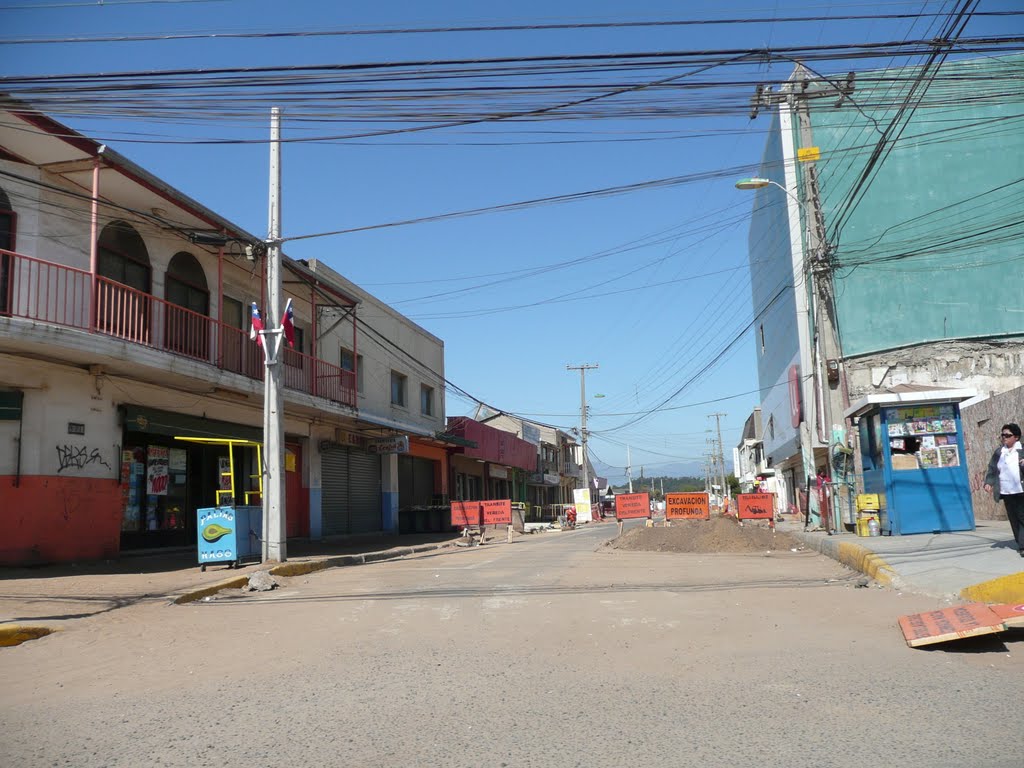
xmin=883 ymin=405 xmax=960 ymax=471
xmin=120 ymin=443 xmax=189 ymax=533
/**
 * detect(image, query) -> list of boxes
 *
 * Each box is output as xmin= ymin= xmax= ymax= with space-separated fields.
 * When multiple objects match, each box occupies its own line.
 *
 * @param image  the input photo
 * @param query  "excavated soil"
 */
xmin=605 ymin=516 xmax=801 ymax=554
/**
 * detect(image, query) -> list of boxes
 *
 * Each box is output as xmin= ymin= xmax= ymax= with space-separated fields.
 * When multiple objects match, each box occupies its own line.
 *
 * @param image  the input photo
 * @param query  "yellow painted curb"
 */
xmin=269 ymin=560 xmax=330 ymax=578
xmin=174 ymin=575 xmax=249 ymax=604
xmin=959 ymin=571 xmax=1024 ymax=604
xmin=835 ymin=541 xmax=896 ymax=586
xmin=0 ymin=624 xmax=55 ymax=647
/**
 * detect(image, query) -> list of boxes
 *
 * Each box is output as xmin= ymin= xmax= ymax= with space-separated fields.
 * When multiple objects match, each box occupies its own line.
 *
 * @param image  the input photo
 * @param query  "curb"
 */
xmin=792 ymin=531 xmax=898 ymax=587
xmin=174 ymin=541 xmax=456 ymax=605
xmin=959 ymin=571 xmax=1024 ymax=604
xmin=0 ymin=623 xmax=55 ymax=648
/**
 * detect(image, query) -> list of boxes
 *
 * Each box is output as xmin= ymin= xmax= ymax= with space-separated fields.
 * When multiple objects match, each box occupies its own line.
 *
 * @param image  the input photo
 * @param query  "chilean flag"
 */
xmin=249 ymin=302 xmax=264 ymax=347
xmin=281 ymin=298 xmax=295 ymax=348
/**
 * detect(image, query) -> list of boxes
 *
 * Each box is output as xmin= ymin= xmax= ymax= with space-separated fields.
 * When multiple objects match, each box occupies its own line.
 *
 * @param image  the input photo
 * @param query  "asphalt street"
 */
xmin=2 ymin=521 xmax=1021 ymax=768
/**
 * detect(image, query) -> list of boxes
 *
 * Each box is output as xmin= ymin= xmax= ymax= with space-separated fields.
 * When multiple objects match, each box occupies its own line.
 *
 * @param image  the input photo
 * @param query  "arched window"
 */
xmin=166 ymin=251 xmax=209 ymax=316
xmin=165 ymin=251 xmax=210 ymax=359
xmin=0 ymin=185 xmax=14 ymax=315
xmin=96 ymin=221 xmax=151 ymax=341
xmin=97 ymin=220 xmax=151 ymax=291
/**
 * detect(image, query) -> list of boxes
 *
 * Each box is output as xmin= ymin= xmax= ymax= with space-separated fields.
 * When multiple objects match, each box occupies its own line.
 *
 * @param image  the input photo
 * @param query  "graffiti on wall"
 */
xmin=56 ymin=445 xmax=111 ymax=474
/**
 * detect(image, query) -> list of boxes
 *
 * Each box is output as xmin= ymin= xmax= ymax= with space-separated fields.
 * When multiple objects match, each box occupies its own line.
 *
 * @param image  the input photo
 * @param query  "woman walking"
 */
xmin=983 ymin=423 xmax=1024 ymax=557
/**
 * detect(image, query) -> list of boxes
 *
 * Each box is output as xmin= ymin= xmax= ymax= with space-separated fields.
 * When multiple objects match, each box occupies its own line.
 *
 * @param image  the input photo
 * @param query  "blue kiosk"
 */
xmin=847 ymin=388 xmax=977 ymax=535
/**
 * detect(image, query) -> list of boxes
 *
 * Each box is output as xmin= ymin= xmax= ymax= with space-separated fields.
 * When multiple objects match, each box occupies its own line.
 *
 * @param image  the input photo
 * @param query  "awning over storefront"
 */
xmin=446 ymin=416 xmax=537 ymax=471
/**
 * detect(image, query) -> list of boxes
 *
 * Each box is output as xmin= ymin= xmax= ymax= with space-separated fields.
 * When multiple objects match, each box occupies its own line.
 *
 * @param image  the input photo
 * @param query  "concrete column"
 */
xmin=381 ymin=452 xmax=399 ymax=533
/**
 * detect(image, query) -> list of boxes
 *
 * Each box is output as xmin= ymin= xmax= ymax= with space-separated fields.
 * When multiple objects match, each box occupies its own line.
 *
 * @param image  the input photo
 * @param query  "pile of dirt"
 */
xmin=605 ymin=516 xmax=802 ymax=554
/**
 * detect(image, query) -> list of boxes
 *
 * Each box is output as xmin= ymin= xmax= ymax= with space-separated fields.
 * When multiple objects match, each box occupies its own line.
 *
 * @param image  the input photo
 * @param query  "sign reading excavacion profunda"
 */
xmin=665 ymin=492 xmax=710 ymax=520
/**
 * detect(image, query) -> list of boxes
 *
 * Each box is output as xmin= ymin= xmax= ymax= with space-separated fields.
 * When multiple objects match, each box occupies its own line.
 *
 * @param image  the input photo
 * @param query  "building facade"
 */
xmin=744 ymin=54 xmax=1024 ymax=523
xmin=0 ymin=105 xmax=449 ymax=564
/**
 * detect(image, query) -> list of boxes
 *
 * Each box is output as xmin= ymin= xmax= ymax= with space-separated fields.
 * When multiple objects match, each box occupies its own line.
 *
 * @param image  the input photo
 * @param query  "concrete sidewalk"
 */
xmin=0 ymin=531 xmax=472 ymax=640
xmin=788 ymin=518 xmax=1024 ymax=603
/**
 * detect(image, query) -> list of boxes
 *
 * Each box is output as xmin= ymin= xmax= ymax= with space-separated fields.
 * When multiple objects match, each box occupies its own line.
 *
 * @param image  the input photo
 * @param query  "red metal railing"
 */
xmin=0 ymin=249 xmax=91 ymax=328
xmin=1 ymin=249 xmax=356 ymax=408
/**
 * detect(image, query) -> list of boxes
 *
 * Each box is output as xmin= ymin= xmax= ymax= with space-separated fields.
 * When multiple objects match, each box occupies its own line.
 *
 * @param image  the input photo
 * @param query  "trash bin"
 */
xmin=196 ymin=505 xmax=263 ymax=571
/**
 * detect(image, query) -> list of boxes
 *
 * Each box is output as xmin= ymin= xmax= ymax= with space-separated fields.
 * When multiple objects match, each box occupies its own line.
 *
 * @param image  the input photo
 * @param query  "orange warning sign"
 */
xmin=898 ymin=603 xmax=1006 ymax=647
xmin=450 ymin=501 xmax=480 ymax=527
xmin=481 ymin=499 xmax=512 ymax=525
xmin=615 ymin=492 xmax=650 ymax=520
xmin=665 ymin=492 xmax=710 ymax=520
xmin=736 ymin=493 xmax=774 ymax=520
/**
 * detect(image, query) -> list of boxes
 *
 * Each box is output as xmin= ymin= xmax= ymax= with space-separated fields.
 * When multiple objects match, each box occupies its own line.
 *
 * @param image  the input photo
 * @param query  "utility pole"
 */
xmin=567 ymin=363 xmax=598 ymax=503
xmin=751 ymin=65 xmax=854 ymax=530
xmin=626 ymin=444 xmax=633 ymax=493
xmin=709 ymin=413 xmax=727 ymax=509
xmin=262 ymin=106 xmax=286 ymax=563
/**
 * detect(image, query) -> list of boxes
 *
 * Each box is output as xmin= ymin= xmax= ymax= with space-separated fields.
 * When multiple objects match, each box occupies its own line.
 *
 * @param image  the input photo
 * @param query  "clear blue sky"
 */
xmin=2 ymin=0 xmax=1017 ymax=482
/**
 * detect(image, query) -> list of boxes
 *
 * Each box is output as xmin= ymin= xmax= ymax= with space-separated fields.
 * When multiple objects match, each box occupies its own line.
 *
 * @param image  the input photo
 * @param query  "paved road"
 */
xmin=2 ymin=522 xmax=1022 ymax=768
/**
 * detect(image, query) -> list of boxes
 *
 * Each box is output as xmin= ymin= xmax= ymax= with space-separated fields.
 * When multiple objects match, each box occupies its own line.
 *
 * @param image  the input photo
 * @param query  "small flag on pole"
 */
xmin=249 ymin=302 xmax=264 ymax=346
xmin=281 ymin=298 xmax=295 ymax=348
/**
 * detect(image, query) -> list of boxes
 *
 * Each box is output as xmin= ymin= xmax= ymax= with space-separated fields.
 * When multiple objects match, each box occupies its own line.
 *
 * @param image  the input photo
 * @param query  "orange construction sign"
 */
xmin=481 ymin=499 xmax=512 ymax=526
xmin=736 ymin=493 xmax=774 ymax=520
xmin=665 ymin=492 xmax=710 ymax=520
xmin=898 ymin=604 xmax=1006 ymax=647
xmin=450 ymin=501 xmax=480 ymax=528
xmin=615 ymin=492 xmax=650 ymax=520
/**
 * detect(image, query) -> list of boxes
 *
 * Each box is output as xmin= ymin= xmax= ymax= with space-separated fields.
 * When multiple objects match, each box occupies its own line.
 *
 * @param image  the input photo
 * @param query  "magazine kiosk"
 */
xmin=846 ymin=389 xmax=976 ymax=535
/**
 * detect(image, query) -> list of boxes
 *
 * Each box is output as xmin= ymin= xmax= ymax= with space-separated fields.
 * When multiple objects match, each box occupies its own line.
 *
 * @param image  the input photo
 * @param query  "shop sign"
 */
xmin=737 ymin=493 xmax=774 ymax=520
xmin=666 ymin=492 xmax=710 ymax=520
xmin=489 ymin=465 xmax=508 ymax=480
xmin=789 ymin=365 xmax=802 ymax=428
xmin=481 ymin=499 xmax=512 ymax=525
xmin=367 ymin=435 xmax=410 ymax=454
xmin=615 ymin=492 xmax=650 ymax=520
xmin=522 ymin=423 xmax=541 ymax=445
xmin=196 ymin=507 xmax=237 ymax=563
xmin=147 ymin=446 xmax=170 ymax=496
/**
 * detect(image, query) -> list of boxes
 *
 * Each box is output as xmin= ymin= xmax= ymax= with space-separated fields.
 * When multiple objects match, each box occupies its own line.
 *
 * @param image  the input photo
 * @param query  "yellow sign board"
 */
xmin=797 ymin=146 xmax=821 ymax=162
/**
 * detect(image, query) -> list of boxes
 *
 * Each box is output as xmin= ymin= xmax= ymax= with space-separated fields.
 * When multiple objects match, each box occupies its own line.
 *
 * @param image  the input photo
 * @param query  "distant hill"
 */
xmin=609 ymin=476 xmax=706 ymax=495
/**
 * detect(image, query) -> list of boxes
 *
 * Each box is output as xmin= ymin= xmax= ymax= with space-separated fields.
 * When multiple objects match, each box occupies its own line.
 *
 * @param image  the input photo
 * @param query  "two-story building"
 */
xmin=0 ymin=104 xmax=450 ymax=564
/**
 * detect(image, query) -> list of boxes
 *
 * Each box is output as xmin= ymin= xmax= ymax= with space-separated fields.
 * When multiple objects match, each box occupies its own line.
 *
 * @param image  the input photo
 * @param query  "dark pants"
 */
xmin=1003 ymin=493 xmax=1024 ymax=551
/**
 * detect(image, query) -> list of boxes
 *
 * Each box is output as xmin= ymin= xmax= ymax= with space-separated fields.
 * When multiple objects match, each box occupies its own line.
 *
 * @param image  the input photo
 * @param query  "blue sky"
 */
xmin=2 ymin=0 xmax=1017 ymax=482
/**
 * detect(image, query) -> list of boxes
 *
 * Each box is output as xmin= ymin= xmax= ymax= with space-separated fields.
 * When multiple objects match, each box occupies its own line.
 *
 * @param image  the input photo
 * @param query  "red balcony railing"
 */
xmin=0 ymin=249 xmax=356 ymax=408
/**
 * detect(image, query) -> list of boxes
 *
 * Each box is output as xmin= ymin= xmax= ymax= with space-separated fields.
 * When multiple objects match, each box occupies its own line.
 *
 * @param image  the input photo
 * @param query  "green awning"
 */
xmin=122 ymin=405 xmax=262 ymax=443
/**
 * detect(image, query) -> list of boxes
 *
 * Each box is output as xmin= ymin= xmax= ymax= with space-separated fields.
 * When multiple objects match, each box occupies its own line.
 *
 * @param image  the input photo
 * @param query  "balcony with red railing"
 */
xmin=0 ymin=248 xmax=356 ymax=408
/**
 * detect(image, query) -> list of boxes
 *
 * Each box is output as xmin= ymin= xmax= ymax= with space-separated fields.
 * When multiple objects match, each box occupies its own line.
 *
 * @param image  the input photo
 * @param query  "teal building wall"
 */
xmin=798 ymin=54 xmax=1024 ymax=358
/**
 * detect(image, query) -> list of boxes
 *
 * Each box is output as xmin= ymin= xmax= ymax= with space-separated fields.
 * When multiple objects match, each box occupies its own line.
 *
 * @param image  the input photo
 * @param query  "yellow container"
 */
xmin=856 ymin=515 xmax=879 ymax=537
xmin=857 ymin=494 xmax=880 ymax=512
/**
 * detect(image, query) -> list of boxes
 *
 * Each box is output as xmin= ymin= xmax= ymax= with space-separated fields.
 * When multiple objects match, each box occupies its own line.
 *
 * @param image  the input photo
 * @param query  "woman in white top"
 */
xmin=983 ymin=423 xmax=1024 ymax=557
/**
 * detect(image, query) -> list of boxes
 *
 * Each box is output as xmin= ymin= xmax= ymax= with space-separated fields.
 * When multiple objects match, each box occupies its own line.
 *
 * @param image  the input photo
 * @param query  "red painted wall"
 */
xmin=0 ymin=476 xmax=122 ymax=565
xmin=446 ymin=417 xmax=537 ymax=471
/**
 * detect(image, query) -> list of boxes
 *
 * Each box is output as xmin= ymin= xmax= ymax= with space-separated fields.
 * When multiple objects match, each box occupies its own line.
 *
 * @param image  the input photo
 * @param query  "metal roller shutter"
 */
xmin=348 ymin=449 xmax=382 ymax=534
xmin=321 ymin=448 xmax=350 ymax=536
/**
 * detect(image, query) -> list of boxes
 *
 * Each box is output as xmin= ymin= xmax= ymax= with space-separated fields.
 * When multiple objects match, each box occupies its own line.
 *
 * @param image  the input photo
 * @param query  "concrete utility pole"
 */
xmin=262 ymin=106 xmax=286 ymax=563
xmin=710 ymin=412 xmax=727 ymax=508
xmin=750 ymin=65 xmax=854 ymax=530
xmin=567 ymin=363 xmax=598 ymax=500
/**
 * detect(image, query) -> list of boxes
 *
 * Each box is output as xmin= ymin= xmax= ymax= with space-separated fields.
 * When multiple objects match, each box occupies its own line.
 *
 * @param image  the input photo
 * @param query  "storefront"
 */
xmin=119 ymin=406 xmax=263 ymax=550
xmin=398 ymin=440 xmax=448 ymax=533
xmin=321 ymin=443 xmax=382 ymax=536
